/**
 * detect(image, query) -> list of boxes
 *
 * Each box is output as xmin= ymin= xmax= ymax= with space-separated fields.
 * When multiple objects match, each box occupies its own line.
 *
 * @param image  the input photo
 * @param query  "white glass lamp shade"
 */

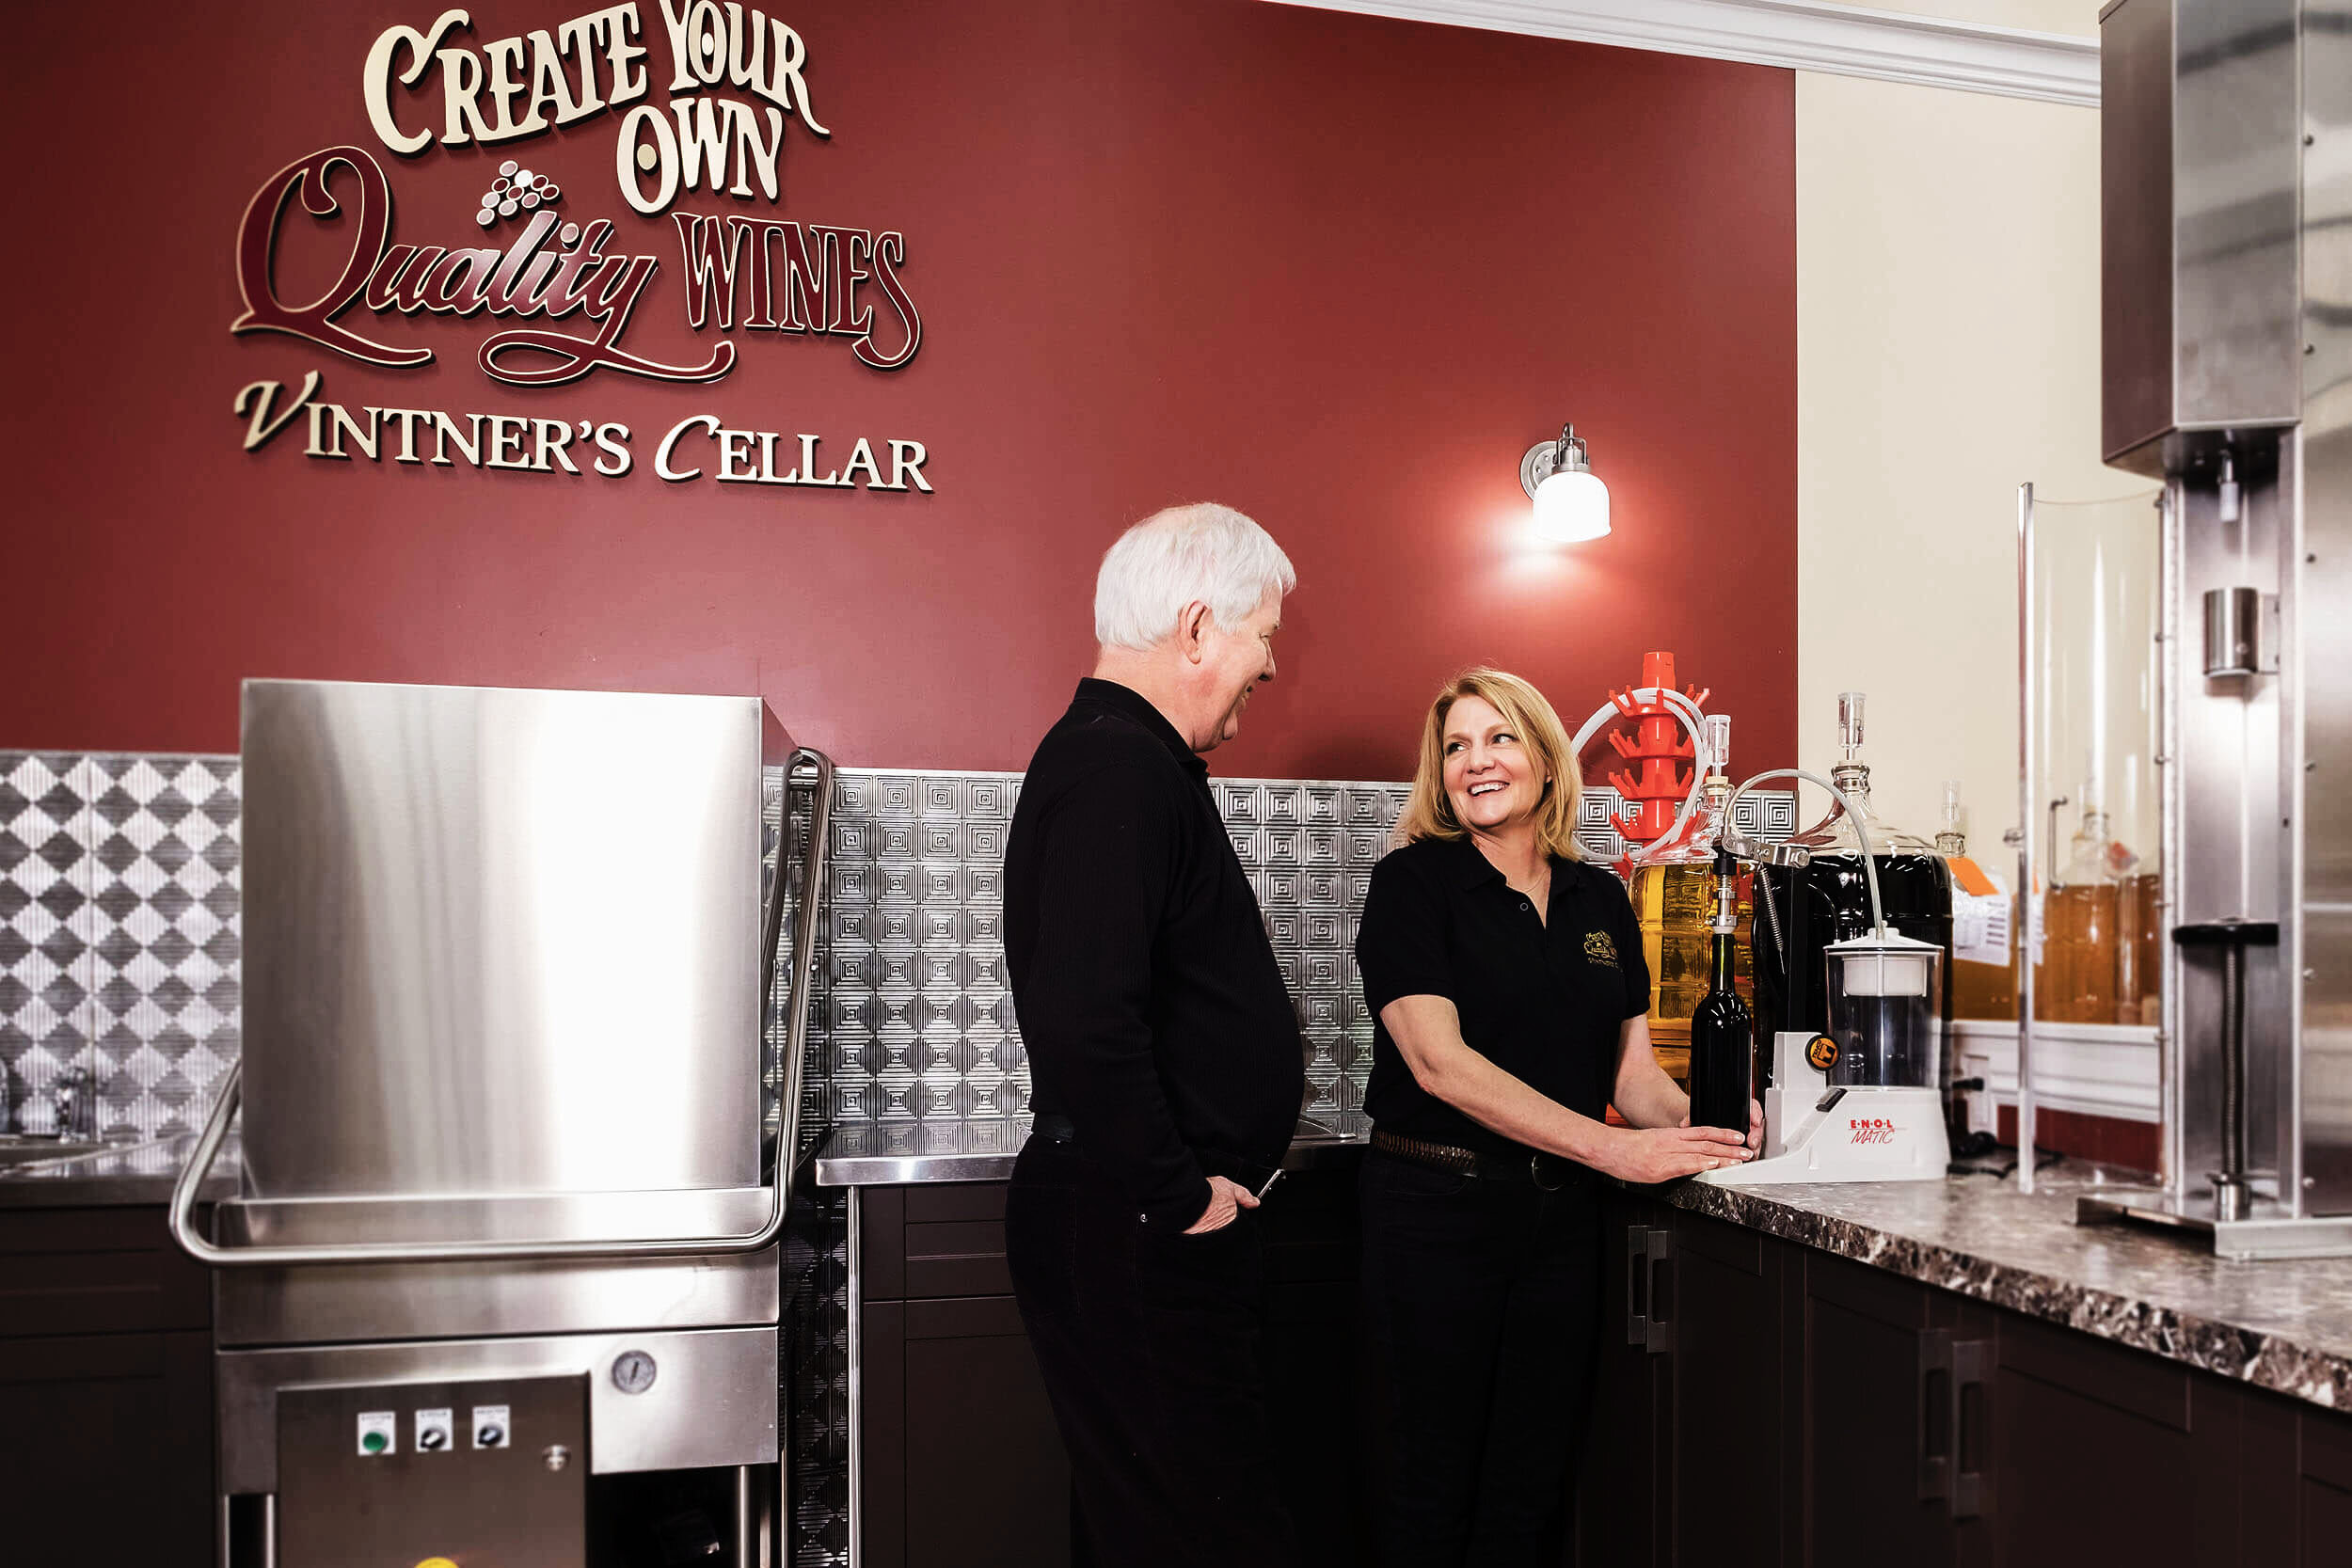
xmin=1533 ymin=467 xmax=1611 ymax=543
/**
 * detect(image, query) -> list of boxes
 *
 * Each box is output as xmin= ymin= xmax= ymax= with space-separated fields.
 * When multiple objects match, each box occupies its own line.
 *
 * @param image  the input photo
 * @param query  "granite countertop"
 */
xmin=0 ymin=1132 xmax=239 ymax=1209
xmin=812 ymin=1111 xmax=1370 ymax=1187
xmin=1670 ymin=1165 xmax=2352 ymax=1413
xmin=818 ymin=1119 xmax=2352 ymax=1413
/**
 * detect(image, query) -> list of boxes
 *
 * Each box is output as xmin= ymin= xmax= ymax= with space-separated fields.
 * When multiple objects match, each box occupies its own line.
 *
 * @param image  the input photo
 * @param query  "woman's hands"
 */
xmin=1595 ymin=1087 xmax=1766 ymax=1184
xmin=1375 ymin=997 xmax=1763 ymax=1186
xmin=1592 ymin=1122 xmax=1754 ymax=1184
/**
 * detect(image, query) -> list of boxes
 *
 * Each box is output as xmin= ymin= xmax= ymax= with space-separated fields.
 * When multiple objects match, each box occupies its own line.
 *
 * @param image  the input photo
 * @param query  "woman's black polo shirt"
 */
xmin=1355 ymin=834 xmax=1649 ymax=1159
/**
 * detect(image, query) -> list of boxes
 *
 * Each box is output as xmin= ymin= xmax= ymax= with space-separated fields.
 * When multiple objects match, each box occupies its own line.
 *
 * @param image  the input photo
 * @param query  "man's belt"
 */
xmin=1030 ymin=1114 xmax=1280 ymax=1196
xmin=1369 ymin=1126 xmax=1582 ymax=1192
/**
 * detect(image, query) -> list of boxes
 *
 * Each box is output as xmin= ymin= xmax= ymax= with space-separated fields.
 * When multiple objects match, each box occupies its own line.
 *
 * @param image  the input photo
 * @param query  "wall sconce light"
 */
xmin=1520 ymin=424 xmax=1611 ymax=544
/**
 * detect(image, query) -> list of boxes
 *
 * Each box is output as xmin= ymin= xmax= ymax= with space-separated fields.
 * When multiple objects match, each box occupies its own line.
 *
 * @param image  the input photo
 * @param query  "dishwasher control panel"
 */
xmin=280 ymin=1374 xmax=586 ymax=1566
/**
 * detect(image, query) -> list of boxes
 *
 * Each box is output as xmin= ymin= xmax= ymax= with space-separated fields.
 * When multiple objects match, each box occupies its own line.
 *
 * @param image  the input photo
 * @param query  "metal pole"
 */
xmin=735 ymin=1465 xmax=757 ymax=1568
xmin=2157 ymin=485 xmax=2183 ymax=1204
xmin=2017 ymin=483 xmax=2038 ymax=1194
xmin=2217 ymin=942 xmax=2250 ymax=1220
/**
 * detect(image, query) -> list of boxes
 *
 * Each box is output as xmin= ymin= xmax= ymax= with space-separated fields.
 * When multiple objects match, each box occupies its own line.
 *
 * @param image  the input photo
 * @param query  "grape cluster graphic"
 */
xmin=477 ymin=161 xmax=562 ymax=227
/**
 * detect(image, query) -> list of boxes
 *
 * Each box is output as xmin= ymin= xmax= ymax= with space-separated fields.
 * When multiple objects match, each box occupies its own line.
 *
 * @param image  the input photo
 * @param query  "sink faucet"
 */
xmin=51 ymin=1067 xmax=94 ymax=1141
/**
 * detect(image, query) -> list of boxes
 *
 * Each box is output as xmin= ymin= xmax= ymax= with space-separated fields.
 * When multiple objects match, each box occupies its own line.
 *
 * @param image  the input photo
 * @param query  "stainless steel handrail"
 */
xmin=167 ymin=747 xmax=835 ymax=1267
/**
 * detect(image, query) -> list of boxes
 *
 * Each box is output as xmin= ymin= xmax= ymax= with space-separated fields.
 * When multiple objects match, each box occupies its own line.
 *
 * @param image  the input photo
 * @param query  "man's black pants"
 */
xmin=1358 ymin=1148 xmax=1604 ymax=1568
xmin=1005 ymin=1135 xmax=1299 ymax=1568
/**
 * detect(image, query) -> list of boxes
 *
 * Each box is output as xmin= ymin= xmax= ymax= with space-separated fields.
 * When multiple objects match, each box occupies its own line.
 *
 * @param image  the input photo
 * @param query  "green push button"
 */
xmin=357 ymin=1410 xmax=397 ymax=1456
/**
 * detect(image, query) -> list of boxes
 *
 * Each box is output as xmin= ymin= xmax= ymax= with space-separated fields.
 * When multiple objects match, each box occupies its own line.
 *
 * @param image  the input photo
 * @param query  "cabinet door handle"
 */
xmin=1951 ymin=1338 xmax=1994 ymax=1521
xmin=1644 ymin=1228 xmax=1674 ymax=1355
xmin=1915 ymin=1328 xmax=1952 ymax=1502
xmin=1626 ymin=1225 xmax=1649 ymax=1347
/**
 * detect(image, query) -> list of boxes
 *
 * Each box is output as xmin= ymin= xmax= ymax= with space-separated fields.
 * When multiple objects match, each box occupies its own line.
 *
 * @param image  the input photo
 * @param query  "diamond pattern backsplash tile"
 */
xmin=1 ymin=749 xmax=1790 ymax=1151
xmin=1 ymin=752 xmax=243 ymax=1140
xmin=87 ymin=755 xmax=244 ymax=1139
xmin=1 ymin=753 xmax=93 ymax=1136
xmin=802 ymin=771 xmax=1421 ymax=1147
xmin=792 ymin=769 xmax=1788 ymax=1153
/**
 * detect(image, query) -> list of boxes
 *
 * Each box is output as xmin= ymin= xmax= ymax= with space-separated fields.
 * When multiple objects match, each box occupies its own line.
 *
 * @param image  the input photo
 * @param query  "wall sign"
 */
xmin=230 ymin=4 xmax=930 ymax=491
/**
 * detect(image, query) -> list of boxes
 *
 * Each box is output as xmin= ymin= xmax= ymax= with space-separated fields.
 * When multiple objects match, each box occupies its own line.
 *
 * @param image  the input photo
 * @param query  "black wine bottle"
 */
xmin=1689 ymin=849 xmax=1753 ymax=1134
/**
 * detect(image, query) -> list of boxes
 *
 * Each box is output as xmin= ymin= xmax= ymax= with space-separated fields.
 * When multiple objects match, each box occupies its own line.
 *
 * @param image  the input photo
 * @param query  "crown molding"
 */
xmin=1263 ymin=0 xmax=2100 ymax=107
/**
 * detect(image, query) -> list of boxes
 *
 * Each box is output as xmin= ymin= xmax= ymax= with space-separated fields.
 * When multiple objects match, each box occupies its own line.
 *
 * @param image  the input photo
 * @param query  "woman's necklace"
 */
xmin=1473 ymin=830 xmax=1551 ymax=913
xmin=1502 ymin=856 xmax=1550 ymax=922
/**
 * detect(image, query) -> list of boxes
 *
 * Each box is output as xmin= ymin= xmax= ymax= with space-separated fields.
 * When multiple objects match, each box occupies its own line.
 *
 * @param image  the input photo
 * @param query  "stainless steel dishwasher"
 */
xmin=169 ymin=679 xmax=832 ymax=1568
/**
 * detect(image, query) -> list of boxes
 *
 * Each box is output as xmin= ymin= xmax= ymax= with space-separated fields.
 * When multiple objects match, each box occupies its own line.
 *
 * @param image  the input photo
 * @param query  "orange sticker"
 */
xmin=1805 ymin=1035 xmax=1839 ymax=1072
xmin=1948 ymin=855 xmax=1998 ymax=897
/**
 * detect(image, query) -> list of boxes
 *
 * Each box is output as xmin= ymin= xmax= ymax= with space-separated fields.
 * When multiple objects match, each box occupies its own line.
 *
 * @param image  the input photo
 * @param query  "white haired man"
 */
xmin=1003 ymin=502 xmax=1304 ymax=1568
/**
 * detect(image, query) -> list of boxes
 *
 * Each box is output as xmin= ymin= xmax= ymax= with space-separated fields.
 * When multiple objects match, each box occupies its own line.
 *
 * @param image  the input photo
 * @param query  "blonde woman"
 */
xmin=1354 ymin=668 xmax=1756 ymax=1566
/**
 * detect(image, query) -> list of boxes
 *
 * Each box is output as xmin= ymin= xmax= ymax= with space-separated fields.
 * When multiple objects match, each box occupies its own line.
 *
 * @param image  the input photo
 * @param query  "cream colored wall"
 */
xmin=1794 ymin=65 xmax=2140 ymax=856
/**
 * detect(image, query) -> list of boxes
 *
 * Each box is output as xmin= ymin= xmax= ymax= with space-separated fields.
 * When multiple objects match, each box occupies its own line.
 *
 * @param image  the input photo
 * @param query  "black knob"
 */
xmin=476 ymin=1425 xmax=504 ymax=1448
xmin=419 ymin=1428 xmax=448 ymax=1451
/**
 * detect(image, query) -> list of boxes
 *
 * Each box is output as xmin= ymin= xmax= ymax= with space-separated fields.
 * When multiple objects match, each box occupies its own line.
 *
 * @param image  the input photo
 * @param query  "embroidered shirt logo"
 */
xmin=1583 ymin=931 xmax=1619 ymax=967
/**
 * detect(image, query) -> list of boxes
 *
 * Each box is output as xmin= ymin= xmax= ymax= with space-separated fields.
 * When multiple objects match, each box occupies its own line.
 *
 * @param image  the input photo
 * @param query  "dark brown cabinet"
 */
xmin=852 ymin=1171 xmax=1372 ymax=1568
xmin=861 ymin=1291 xmax=1073 ymax=1568
xmin=1667 ymin=1204 xmax=1790 ymax=1565
xmin=0 ymin=1204 xmax=215 ymax=1568
xmin=855 ymin=1183 xmax=1068 ymax=1568
xmin=1572 ymin=1190 xmax=1672 ymax=1567
xmin=2299 ymin=1408 xmax=2352 ymax=1563
xmin=845 ymin=1170 xmax=2352 ymax=1568
xmin=1987 ymin=1309 xmax=2309 ymax=1568
xmin=1797 ymin=1250 xmax=1985 ymax=1568
xmin=1573 ymin=1191 xmax=1798 ymax=1568
xmin=1581 ymin=1196 xmax=2352 ymax=1568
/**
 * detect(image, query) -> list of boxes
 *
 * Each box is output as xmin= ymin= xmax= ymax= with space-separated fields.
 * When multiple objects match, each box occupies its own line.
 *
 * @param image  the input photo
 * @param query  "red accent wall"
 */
xmin=1999 ymin=1105 xmax=2159 ymax=1177
xmin=3 ymin=0 xmax=1796 ymax=780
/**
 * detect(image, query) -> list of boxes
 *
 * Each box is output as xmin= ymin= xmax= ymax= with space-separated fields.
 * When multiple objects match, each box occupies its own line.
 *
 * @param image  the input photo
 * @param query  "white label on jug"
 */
xmin=1954 ymin=890 xmax=2010 ymax=967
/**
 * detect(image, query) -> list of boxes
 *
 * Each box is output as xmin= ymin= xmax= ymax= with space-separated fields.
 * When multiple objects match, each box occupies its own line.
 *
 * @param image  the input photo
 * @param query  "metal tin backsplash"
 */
xmin=5 ymin=752 xmax=1793 ymax=1148
xmin=776 ymin=768 xmax=1795 ymax=1162
xmin=0 ymin=753 xmax=242 ymax=1141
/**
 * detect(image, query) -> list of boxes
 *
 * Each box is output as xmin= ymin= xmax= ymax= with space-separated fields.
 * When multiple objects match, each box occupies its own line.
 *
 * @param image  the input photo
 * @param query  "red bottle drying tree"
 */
xmin=1604 ymin=650 xmax=1708 ymax=848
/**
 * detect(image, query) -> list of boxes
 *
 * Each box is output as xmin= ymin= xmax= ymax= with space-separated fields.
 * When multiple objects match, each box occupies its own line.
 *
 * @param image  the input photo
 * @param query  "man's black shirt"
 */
xmin=1005 ymin=679 xmax=1305 ymax=1230
xmin=1355 ymin=835 xmax=1649 ymax=1159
